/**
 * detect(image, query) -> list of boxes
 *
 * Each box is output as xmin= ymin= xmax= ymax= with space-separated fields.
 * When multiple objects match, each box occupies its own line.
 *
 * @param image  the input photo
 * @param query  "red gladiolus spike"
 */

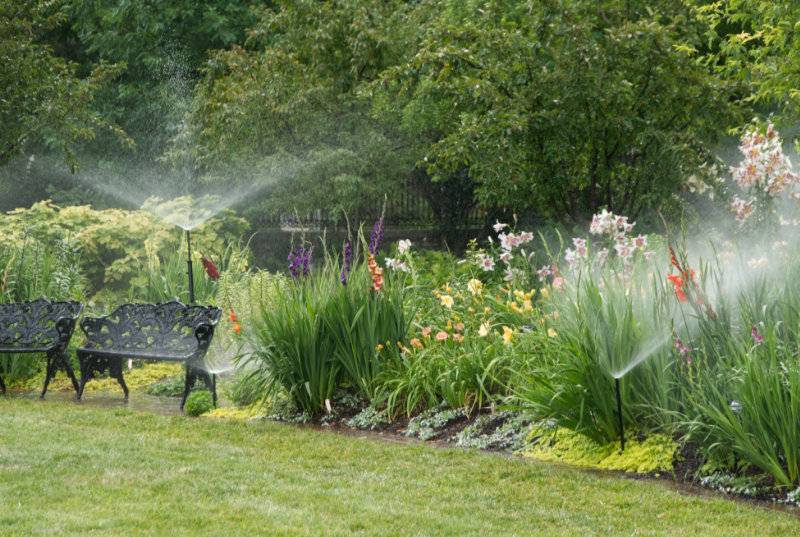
xmin=669 ymin=245 xmax=681 ymax=271
xmin=666 ymin=274 xmax=683 ymax=287
xmin=201 ymin=257 xmax=220 ymax=279
xmin=675 ymin=287 xmax=688 ymax=303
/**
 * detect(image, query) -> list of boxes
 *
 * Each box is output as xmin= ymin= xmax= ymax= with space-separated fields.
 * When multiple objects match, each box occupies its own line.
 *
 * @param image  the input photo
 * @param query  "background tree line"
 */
xmin=1 ymin=0 xmax=797 ymax=245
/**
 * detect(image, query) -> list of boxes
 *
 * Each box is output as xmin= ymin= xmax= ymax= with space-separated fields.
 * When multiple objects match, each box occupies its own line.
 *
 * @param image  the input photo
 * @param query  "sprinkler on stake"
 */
xmin=186 ymin=229 xmax=195 ymax=304
xmin=616 ymin=377 xmax=625 ymax=453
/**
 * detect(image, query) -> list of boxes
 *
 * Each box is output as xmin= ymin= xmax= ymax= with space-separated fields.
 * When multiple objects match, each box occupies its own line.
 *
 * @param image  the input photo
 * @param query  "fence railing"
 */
xmin=255 ymin=188 xmax=485 ymax=231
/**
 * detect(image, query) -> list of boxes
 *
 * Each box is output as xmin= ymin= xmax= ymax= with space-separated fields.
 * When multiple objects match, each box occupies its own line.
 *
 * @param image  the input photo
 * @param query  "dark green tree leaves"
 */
xmin=0 ymin=0 xmax=128 ymax=171
xmin=373 ymin=0 xmax=738 ymax=224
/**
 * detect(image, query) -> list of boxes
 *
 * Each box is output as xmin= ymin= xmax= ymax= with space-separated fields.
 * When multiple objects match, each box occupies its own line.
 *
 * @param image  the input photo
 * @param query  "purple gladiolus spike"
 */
xmin=369 ymin=219 xmax=384 ymax=255
xmin=751 ymin=327 xmax=763 ymax=345
xmin=673 ymin=337 xmax=692 ymax=363
xmin=288 ymin=246 xmax=313 ymax=279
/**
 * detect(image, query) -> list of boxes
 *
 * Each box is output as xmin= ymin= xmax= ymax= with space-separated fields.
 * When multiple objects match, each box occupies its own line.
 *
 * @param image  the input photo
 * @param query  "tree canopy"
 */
xmin=694 ymin=1 xmax=800 ymax=121
xmin=5 ymin=0 xmax=790 ymax=234
xmin=370 ymin=0 xmax=739 ymax=225
xmin=174 ymin=0 xmax=426 ymax=220
xmin=0 ymin=0 xmax=127 ymax=171
xmin=175 ymin=0 xmax=742 ymax=227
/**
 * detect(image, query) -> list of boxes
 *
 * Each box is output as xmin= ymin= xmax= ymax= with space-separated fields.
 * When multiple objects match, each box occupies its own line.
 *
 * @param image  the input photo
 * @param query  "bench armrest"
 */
xmin=193 ymin=322 xmax=216 ymax=350
xmin=54 ymin=316 xmax=78 ymax=343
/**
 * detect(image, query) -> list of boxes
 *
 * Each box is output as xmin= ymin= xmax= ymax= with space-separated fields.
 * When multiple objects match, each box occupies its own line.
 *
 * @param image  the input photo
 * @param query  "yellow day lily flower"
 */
xmin=468 ymin=278 xmax=483 ymax=296
xmin=502 ymin=326 xmax=514 ymax=345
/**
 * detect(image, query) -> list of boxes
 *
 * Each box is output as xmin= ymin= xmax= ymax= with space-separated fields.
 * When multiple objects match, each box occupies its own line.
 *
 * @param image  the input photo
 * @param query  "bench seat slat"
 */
xmin=0 ymin=346 xmax=58 ymax=354
xmin=77 ymin=348 xmax=191 ymax=362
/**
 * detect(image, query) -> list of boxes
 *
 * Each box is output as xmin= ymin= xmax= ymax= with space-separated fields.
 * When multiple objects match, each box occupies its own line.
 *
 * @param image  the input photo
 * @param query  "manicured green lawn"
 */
xmin=0 ymin=397 xmax=797 ymax=536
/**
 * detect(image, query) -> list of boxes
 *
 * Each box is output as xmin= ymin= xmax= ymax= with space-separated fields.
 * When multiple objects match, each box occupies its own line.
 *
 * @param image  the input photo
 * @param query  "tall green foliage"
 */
xmin=513 ymin=266 xmax=681 ymax=444
xmin=0 ymin=237 xmax=89 ymax=386
xmin=323 ymin=262 xmax=411 ymax=401
xmin=242 ymin=240 xmax=412 ymax=413
xmin=680 ymin=255 xmax=800 ymax=487
xmin=244 ymin=266 xmax=343 ymax=414
xmin=0 ymin=239 xmax=88 ymax=304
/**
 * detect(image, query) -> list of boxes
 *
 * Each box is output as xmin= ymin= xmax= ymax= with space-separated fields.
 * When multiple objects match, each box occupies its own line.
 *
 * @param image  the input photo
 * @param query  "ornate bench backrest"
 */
xmin=0 ymin=296 xmax=83 ymax=349
xmin=80 ymin=298 xmax=221 ymax=356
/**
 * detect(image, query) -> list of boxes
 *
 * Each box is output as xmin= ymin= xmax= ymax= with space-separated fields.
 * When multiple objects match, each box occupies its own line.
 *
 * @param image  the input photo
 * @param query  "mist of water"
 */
xmin=610 ymin=334 xmax=671 ymax=379
xmin=202 ymin=342 xmax=253 ymax=376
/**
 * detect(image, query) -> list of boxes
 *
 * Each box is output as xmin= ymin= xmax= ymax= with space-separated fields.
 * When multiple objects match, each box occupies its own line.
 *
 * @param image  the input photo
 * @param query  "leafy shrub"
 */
xmin=184 ymin=391 xmax=214 ymax=416
xmin=0 ymin=200 xmax=248 ymax=297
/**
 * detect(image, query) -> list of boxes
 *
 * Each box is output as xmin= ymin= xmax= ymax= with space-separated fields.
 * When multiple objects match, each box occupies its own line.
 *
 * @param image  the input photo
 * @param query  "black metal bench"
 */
xmin=0 ymin=296 xmax=83 ymax=397
xmin=76 ymin=298 xmax=222 ymax=408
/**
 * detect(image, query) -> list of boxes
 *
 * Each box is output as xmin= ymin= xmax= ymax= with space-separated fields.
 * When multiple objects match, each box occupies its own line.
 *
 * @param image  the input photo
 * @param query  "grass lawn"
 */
xmin=0 ymin=397 xmax=798 ymax=536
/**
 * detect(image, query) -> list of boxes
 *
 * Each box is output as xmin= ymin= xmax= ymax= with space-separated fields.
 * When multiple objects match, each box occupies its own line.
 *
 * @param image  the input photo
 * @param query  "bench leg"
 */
xmin=41 ymin=355 xmax=56 ymax=399
xmin=182 ymin=365 xmax=217 ymax=409
xmin=181 ymin=368 xmax=194 ymax=409
xmin=77 ymin=354 xmax=91 ymax=400
xmin=78 ymin=355 xmax=128 ymax=401
xmin=0 ymin=374 xmax=5 ymax=395
xmin=64 ymin=364 xmax=80 ymax=397
xmin=41 ymin=352 xmax=81 ymax=399
xmin=57 ymin=352 xmax=80 ymax=397
xmin=108 ymin=358 xmax=129 ymax=400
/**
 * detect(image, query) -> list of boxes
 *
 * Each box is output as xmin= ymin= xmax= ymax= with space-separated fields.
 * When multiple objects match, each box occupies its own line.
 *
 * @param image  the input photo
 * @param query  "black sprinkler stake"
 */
xmin=616 ymin=377 xmax=625 ymax=453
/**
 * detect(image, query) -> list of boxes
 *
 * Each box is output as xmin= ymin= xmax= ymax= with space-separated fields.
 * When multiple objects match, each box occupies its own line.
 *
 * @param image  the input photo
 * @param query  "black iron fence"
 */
xmin=256 ymin=189 xmax=485 ymax=231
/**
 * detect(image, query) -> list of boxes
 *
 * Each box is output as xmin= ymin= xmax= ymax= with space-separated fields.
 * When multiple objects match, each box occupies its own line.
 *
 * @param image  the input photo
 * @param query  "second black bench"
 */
xmin=0 ymin=296 xmax=83 ymax=397
xmin=76 ymin=298 xmax=222 ymax=408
